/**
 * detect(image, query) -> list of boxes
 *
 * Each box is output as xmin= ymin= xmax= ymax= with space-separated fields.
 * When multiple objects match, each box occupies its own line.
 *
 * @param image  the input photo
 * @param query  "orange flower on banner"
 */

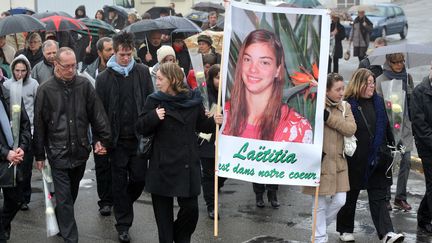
xmin=290 ymin=63 xmax=319 ymax=100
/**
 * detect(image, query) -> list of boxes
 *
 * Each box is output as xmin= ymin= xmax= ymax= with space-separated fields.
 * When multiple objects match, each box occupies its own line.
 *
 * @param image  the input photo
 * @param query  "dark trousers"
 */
xmin=51 ymin=163 xmax=86 ymax=243
xmin=0 ymin=187 xmax=21 ymax=241
xmin=337 ymin=188 xmax=394 ymax=239
xmin=253 ymin=183 xmax=278 ymax=195
xmin=151 ymin=194 xmax=198 ymax=243
xmin=111 ymin=144 xmax=146 ymax=232
xmin=418 ymin=156 xmax=432 ymax=225
xmin=200 ymin=157 xmax=226 ymax=210
xmin=17 ymin=146 xmax=33 ymax=204
xmin=94 ymin=153 xmax=112 ymax=208
xmin=328 ymin=56 xmax=340 ymax=73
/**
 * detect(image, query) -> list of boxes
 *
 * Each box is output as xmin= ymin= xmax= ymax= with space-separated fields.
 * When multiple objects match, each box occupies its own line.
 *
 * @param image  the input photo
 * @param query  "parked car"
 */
xmin=342 ymin=3 xmax=408 ymax=40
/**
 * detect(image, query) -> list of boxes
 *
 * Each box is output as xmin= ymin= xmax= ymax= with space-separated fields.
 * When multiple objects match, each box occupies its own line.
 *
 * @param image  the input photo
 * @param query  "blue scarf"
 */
xmin=383 ymin=68 xmax=408 ymax=92
xmin=348 ymin=93 xmax=387 ymax=186
xmin=106 ymin=56 xmax=135 ymax=77
xmin=149 ymin=89 xmax=203 ymax=110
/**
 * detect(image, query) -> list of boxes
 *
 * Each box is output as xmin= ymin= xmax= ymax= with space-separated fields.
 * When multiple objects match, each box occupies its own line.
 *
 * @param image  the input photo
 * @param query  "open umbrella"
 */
xmin=33 ymin=11 xmax=72 ymax=19
xmin=368 ymin=43 xmax=432 ymax=68
xmin=349 ymin=4 xmax=379 ymax=12
xmin=75 ymin=18 xmax=116 ymax=37
xmin=41 ymin=15 xmax=87 ymax=32
xmin=146 ymin=7 xmax=176 ymax=19
xmin=156 ymin=16 xmax=201 ymax=33
xmin=192 ymin=2 xmax=225 ymax=14
xmin=9 ymin=7 xmax=35 ymax=15
xmin=0 ymin=15 xmax=45 ymax=36
xmin=103 ymin=5 xmax=129 ymax=19
xmin=123 ymin=19 xmax=176 ymax=39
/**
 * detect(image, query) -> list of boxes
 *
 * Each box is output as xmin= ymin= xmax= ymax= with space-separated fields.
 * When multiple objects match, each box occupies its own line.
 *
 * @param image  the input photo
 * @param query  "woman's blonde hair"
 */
xmin=344 ymin=68 xmax=374 ymax=99
xmin=158 ymin=62 xmax=188 ymax=94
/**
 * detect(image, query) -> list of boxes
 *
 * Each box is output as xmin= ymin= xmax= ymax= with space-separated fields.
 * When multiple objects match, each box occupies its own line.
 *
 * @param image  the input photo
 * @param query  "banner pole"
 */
xmin=214 ymin=34 xmax=225 ymax=238
xmin=311 ymin=186 xmax=320 ymax=243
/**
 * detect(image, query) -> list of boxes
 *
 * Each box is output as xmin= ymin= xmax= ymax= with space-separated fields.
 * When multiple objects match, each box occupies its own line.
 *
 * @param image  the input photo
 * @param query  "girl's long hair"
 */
xmin=344 ymin=68 xmax=373 ymax=100
xmin=227 ymin=29 xmax=285 ymax=140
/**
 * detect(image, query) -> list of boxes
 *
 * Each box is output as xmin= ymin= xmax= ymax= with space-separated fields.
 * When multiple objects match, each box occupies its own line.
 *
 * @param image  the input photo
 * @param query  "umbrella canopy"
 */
xmin=156 ymin=16 xmax=201 ymax=33
xmin=349 ymin=4 xmax=379 ymax=12
xmin=0 ymin=15 xmax=45 ymax=36
xmin=33 ymin=11 xmax=72 ymax=19
xmin=368 ymin=43 xmax=432 ymax=68
xmin=283 ymin=0 xmax=322 ymax=8
xmin=76 ymin=18 xmax=116 ymax=37
xmin=103 ymin=5 xmax=129 ymax=19
xmin=192 ymin=2 xmax=225 ymax=14
xmin=41 ymin=15 xmax=87 ymax=32
xmin=145 ymin=7 xmax=176 ymax=19
xmin=9 ymin=7 xmax=35 ymax=15
xmin=184 ymin=30 xmax=224 ymax=54
xmin=123 ymin=19 xmax=176 ymax=39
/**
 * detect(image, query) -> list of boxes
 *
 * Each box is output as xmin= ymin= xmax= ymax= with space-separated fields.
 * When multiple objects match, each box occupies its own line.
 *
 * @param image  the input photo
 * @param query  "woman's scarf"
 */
xmin=149 ymin=88 xmax=203 ymax=110
xmin=383 ymin=67 xmax=408 ymax=92
xmin=347 ymin=93 xmax=387 ymax=186
xmin=107 ymin=55 xmax=135 ymax=77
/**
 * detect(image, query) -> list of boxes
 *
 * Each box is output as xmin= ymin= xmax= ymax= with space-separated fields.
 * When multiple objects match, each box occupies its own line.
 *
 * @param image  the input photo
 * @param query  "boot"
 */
xmin=267 ymin=190 xmax=280 ymax=208
xmin=255 ymin=193 xmax=265 ymax=208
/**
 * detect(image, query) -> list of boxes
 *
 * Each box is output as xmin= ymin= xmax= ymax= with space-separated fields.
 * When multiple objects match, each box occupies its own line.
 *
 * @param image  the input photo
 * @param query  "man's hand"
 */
xmin=36 ymin=160 xmax=45 ymax=171
xmin=94 ymin=141 xmax=107 ymax=155
xmin=214 ymin=113 xmax=223 ymax=125
xmin=145 ymin=53 xmax=152 ymax=62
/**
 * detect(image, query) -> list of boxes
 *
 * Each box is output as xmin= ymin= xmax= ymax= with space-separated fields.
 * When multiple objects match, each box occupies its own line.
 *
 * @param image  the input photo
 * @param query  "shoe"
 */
xmin=382 ymin=232 xmax=404 ymax=243
xmin=207 ymin=208 xmax=220 ymax=220
xmin=418 ymin=223 xmax=432 ymax=233
xmin=394 ymin=199 xmax=412 ymax=211
xmin=256 ymin=194 xmax=265 ymax=208
xmin=118 ymin=231 xmax=130 ymax=243
xmin=20 ymin=203 xmax=29 ymax=211
xmin=386 ymin=201 xmax=392 ymax=211
xmin=99 ymin=205 xmax=112 ymax=216
xmin=339 ymin=233 xmax=355 ymax=242
xmin=267 ymin=191 xmax=280 ymax=208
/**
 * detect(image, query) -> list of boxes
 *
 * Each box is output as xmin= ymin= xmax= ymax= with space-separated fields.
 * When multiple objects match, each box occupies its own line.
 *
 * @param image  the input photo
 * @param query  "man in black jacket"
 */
xmin=96 ymin=32 xmax=154 ymax=243
xmin=412 ymin=67 xmax=432 ymax=234
xmin=0 ymin=85 xmax=31 ymax=241
xmin=33 ymin=47 xmax=111 ymax=243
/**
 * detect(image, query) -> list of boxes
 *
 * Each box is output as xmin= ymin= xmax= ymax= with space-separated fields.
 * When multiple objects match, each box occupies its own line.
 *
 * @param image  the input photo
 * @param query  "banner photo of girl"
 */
xmin=218 ymin=2 xmax=330 ymax=186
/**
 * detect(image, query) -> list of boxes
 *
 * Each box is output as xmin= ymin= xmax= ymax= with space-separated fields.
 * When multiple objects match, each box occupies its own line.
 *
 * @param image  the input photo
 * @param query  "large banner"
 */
xmin=217 ymin=2 xmax=330 ymax=187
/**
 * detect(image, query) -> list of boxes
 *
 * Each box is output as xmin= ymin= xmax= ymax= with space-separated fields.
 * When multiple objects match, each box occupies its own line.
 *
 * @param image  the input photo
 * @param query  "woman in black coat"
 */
xmin=336 ymin=68 xmax=404 ymax=242
xmin=136 ymin=63 xmax=222 ymax=243
xmin=328 ymin=15 xmax=346 ymax=73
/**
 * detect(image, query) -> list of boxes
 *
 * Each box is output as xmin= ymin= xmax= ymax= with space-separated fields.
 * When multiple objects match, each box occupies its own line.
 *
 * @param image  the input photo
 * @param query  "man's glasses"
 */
xmin=57 ymin=62 xmax=77 ymax=70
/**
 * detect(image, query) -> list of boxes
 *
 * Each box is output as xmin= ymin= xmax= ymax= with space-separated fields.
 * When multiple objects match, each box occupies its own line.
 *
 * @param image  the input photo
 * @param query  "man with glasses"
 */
xmin=33 ymin=47 xmax=111 ymax=243
xmin=376 ymin=53 xmax=414 ymax=212
xmin=96 ymin=31 xmax=153 ymax=243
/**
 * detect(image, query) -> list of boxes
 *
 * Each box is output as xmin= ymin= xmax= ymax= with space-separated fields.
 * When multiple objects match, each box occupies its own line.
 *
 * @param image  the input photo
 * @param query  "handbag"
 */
xmin=137 ymin=134 xmax=154 ymax=158
xmin=0 ymin=162 xmax=16 ymax=187
xmin=341 ymin=101 xmax=357 ymax=157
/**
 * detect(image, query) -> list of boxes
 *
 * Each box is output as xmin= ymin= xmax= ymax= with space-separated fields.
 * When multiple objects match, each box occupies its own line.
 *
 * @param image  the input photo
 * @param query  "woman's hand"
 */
xmin=156 ymin=107 xmax=166 ymax=120
xmin=214 ymin=113 xmax=223 ymax=125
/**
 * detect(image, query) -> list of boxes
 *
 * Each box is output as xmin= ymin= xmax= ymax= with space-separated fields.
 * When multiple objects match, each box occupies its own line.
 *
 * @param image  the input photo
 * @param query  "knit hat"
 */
xmin=197 ymin=35 xmax=212 ymax=46
xmin=157 ymin=45 xmax=176 ymax=63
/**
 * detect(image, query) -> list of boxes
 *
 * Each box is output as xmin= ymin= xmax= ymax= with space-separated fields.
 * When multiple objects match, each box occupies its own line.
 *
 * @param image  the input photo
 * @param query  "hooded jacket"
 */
xmin=75 ymin=5 xmax=88 ymax=19
xmin=3 ymin=55 xmax=39 ymax=133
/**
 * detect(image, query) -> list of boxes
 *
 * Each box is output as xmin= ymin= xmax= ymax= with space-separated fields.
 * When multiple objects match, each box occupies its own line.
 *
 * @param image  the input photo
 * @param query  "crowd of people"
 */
xmin=0 ymin=3 xmax=431 ymax=243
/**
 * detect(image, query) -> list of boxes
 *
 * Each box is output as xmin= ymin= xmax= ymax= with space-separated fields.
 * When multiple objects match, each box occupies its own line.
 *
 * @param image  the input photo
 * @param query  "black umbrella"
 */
xmin=156 ymin=16 xmax=201 ymax=33
xmin=33 ymin=11 xmax=72 ymax=19
xmin=103 ymin=5 xmax=129 ymax=19
xmin=192 ymin=2 xmax=225 ymax=14
xmin=0 ymin=15 xmax=45 ymax=36
xmin=123 ymin=19 xmax=175 ymax=39
xmin=145 ymin=7 xmax=176 ymax=19
xmin=185 ymin=11 xmax=209 ymax=26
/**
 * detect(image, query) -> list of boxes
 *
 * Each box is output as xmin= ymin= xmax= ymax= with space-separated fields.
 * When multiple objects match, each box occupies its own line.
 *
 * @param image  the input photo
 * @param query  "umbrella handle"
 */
xmin=145 ymin=37 xmax=150 ymax=53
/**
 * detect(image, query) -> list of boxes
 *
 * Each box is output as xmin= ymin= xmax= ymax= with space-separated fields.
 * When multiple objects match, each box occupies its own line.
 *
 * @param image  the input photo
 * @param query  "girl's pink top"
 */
xmin=223 ymin=103 xmax=313 ymax=143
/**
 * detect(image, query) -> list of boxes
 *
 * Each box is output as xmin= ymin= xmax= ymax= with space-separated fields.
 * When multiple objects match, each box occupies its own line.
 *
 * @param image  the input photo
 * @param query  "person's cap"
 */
xmin=157 ymin=45 xmax=176 ymax=63
xmin=197 ymin=35 xmax=212 ymax=46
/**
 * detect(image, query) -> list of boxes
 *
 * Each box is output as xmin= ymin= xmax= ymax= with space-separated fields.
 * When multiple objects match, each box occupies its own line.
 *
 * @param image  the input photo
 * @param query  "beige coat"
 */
xmin=303 ymin=101 xmax=356 ymax=196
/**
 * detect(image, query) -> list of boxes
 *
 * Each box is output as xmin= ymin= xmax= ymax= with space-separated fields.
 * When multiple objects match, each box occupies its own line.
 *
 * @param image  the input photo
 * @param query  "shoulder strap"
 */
xmin=342 ymin=101 xmax=347 ymax=118
xmin=358 ymin=105 xmax=373 ymax=138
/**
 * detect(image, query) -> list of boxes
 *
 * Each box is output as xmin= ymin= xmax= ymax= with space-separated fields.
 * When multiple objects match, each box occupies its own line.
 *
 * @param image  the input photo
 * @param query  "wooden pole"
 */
xmin=311 ymin=187 xmax=320 ymax=243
